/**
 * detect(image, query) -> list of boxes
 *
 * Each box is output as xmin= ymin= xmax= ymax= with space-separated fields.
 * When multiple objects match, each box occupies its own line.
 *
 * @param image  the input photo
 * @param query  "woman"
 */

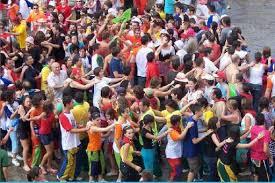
xmin=248 ymin=52 xmax=268 ymax=111
xmin=99 ymin=86 xmax=113 ymax=114
xmin=20 ymin=54 xmax=40 ymax=89
xmin=182 ymin=77 xmax=203 ymax=104
xmin=250 ymin=113 xmax=272 ymax=181
xmin=28 ymin=100 xmax=57 ymax=174
xmin=141 ymin=114 xmax=168 ymax=175
xmin=221 ymin=99 xmax=242 ymax=126
xmin=120 ymin=126 xmax=142 ymax=181
xmin=17 ymin=96 xmax=32 ymax=171
xmin=217 ymin=125 xmax=264 ymax=182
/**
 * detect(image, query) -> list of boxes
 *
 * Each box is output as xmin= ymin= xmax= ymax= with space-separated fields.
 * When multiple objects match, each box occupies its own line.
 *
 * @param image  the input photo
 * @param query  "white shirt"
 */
xmin=59 ymin=112 xmax=81 ymax=150
xmin=203 ymin=57 xmax=218 ymax=74
xmin=165 ymin=131 xmax=182 ymax=159
xmin=249 ymin=64 xmax=265 ymax=85
xmin=91 ymin=54 xmax=100 ymax=73
xmin=219 ymin=52 xmax=232 ymax=71
xmin=93 ymin=77 xmax=112 ymax=108
xmin=176 ymin=49 xmax=187 ymax=65
xmin=47 ymin=70 xmax=68 ymax=99
xmin=136 ymin=46 xmax=153 ymax=77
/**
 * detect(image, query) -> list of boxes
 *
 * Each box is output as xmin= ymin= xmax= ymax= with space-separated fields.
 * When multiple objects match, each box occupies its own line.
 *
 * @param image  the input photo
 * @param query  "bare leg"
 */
xmin=20 ymin=139 xmax=31 ymax=171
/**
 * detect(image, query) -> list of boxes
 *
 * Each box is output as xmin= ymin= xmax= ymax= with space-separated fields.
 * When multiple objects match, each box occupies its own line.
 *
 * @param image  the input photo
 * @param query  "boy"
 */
xmin=182 ymin=103 xmax=213 ymax=182
xmin=57 ymin=96 xmax=90 ymax=181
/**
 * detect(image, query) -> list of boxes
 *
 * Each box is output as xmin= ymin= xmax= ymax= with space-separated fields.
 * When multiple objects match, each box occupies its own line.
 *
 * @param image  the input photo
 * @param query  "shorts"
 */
xmin=17 ymin=123 xmax=30 ymax=140
xmin=40 ymin=133 xmax=53 ymax=145
xmin=87 ymin=150 xmax=105 ymax=177
xmin=187 ymin=156 xmax=201 ymax=174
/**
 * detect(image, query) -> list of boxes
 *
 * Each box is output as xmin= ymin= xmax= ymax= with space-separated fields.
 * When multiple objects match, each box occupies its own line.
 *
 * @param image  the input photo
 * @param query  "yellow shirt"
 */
xmin=203 ymin=107 xmax=214 ymax=125
xmin=141 ymin=108 xmax=158 ymax=135
xmin=71 ymin=101 xmax=90 ymax=139
xmin=40 ymin=65 xmax=51 ymax=91
xmin=120 ymin=144 xmax=134 ymax=162
xmin=161 ymin=110 xmax=183 ymax=129
xmin=12 ymin=21 xmax=27 ymax=49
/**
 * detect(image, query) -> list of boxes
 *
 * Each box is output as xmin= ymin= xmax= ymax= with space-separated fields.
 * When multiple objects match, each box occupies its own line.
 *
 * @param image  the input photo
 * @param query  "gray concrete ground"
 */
xmin=7 ymin=0 xmax=274 ymax=181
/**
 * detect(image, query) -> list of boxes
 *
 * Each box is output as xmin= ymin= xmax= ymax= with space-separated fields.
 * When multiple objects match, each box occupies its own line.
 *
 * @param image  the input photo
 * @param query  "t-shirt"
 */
xmin=39 ymin=112 xmax=55 ymax=135
xmin=109 ymin=57 xmax=123 ymax=78
xmin=182 ymin=116 xmax=199 ymax=158
xmin=166 ymin=128 xmax=182 ymax=158
xmin=59 ymin=112 xmax=80 ymax=150
xmin=71 ymin=102 xmax=90 ymax=140
xmin=219 ymin=141 xmax=238 ymax=165
xmin=141 ymin=128 xmax=154 ymax=149
xmin=47 ymin=70 xmax=68 ymax=99
xmin=266 ymin=75 xmax=275 ymax=97
xmin=40 ymin=65 xmax=51 ymax=92
xmin=204 ymin=132 xmax=217 ymax=157
xmin=250 ymin=125 xmax=271 ymax=160
xmin=146 ymin=62 xmax=160 ymax=87
xmin=87 ymin=130 xmax=101 ymax=151
xmin=203 ymin=57 xmax=218 ymax=74
xmin=0 ymin=149 xmax=8 ymax=181
xmin=136 ymin=46 xmax=153 ymax=77
xmin=56 ymin=5 xmax=72 ymax=19
xmin=93 ymin=77 xmax=112 ymax=108
xmin=12 ymin=21 xmax=27 ymax=49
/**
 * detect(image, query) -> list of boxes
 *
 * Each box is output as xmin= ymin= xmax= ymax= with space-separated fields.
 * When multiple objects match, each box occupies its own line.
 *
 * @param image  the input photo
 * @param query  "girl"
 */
xmin=17 ymin=96 xmax=32 ymax=171
xmin=86 ymin=112 xmax=115 ymax=181
xmin=166 ymin=115 xmax=193 ymax=181
xmin=141 ymin=114 xmax=168 ymax=174
xmin=250 ymin=113 xmax=272 ymax=181
xmin=28 ymin=100 xmax=57 ymax=174
xmin=120 ymin=126 xmax=142 ymax=181
xmin=217 ymin=125 xmax=264 ymax=182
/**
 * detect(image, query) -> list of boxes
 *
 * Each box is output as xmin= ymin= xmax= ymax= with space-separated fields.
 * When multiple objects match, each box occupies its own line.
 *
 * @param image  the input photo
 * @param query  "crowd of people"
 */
xmin=0 ymin=0 xmax=274 ymax=181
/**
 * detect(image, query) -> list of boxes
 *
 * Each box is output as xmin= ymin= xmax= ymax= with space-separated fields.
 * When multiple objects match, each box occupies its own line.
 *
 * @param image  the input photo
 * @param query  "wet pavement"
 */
xmin=7 ymin=0 xmax=274 ymax=181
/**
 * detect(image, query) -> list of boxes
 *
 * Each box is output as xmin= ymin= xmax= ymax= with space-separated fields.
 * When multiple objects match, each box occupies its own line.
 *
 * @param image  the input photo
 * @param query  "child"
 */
xmin=166 ymin=115 xmax=193 ymax=181
xmin=57 ymin=96 xmax=90 ymax=181
xmin=28 ymin=100 xmax=57 ymax=175
xmin=120 ymin=126 xmax=142 ymax=181
xmin=86 ymin=112 xmax=115 ymax=182
xmin=217 ymin=125 xmax=264 ymax=182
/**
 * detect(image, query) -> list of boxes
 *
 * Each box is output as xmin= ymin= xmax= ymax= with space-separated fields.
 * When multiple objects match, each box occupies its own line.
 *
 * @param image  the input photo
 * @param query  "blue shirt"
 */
xmin=216 ymin=83 xmax=227 ymax=99
xmin=182 ymin=116 xmax=199 ymax=158
xmin=109 ymin=57 xmax=123 ymax=78
xmin=164 ymin=0 xmax=175 ymax=15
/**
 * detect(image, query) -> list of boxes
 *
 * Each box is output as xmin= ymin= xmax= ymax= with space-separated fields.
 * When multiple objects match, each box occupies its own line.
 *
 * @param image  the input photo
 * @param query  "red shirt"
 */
xmin=146 ymin=62 xmax=159 ymax=87
xmin=209 ymin=43 xmax=221 ymax=61
xmin=57 ymin=5 xmax=72 ymax=19
xmin=39 ymin=112 xmax=55 ymax=135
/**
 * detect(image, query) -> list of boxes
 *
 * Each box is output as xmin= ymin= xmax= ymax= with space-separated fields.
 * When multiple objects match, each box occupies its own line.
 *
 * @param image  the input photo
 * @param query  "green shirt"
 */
xmin=0 ymin=149 xmax=9 ymax=181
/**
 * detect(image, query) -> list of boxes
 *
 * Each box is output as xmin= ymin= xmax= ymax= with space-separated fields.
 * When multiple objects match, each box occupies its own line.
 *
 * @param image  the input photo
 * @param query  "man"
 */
xmin=203 ymin=47 xmax=218 ymax=74
xmin=92 ymin=67 xmax=125 ymax=108
xmin=6 ymin=17 xmax=27 ymax=49
xmin=57 ymin=96 xmax=90 ymax=181
xmin=135 ymin=35 xmax=153 ymax=88
xmin=71 ymin=91 xmax=90 ymax=180
xmin=109 ymin=46 xmax=124 ymax=78
xmin=47 ymin=62 xmax=68 ymax=99
xmin=40 ymin=57 xmax=55 ymax=92
xmin=56 ymin=0 xmax=72 ymax=19
xmin=26 ymin=4 xmax=46 ymax=24
xmin=219 ymin=15 xmax=232 ymax=46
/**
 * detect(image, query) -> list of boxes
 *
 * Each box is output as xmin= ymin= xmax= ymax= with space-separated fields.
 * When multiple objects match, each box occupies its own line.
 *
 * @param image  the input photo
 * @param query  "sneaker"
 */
xmin=7 ymin=151 xmax=13 ymax=158
xmin=227 ymin=5 xmax=231 ymax=9
xmin=182 ymin=169 xmax=189 ymax=173
xmin=116 ymin=179 xmax=121 ymax=182
xmin=75 ymin=176 xmax=83 ymax=181
xmin=203 ymin=171 xmax=210 ymax=176
xmin=12 ymin=159 xmax=20 ymax=167
xmin=239 ymin=170 xmax=251 ymax=176
xmin=16 ymin=155 xmax=23 ymax=161
xmin=106 ymin=172 xmax=118 ymax=176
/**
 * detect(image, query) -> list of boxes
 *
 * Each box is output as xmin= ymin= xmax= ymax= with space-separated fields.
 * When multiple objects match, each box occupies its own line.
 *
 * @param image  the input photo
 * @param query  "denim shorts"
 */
xmin=40 ymin=133 xmax=53 ymax=145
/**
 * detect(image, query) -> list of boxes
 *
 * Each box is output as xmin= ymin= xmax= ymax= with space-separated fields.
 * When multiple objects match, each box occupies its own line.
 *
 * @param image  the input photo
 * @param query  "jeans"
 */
xmin=75 ymin=138 xmax=89 ymax=178
xmin=10 ymin=127 xmax=18 ymax=154
xmin=248 ymin=83 xmax=262 ymax=112
xmin=204 ymin=156 xmax=219 ymax=181
xmin=137 ymin=76 xmax=146 ymax=88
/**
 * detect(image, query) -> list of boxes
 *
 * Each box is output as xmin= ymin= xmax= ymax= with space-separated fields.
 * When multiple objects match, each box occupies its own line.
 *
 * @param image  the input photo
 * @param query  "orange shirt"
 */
xmin=8 ymin=4 xmax=19 ymax=21
xmin=170 ymin=129 xmax=182 ymax=141
xmin=26 ymin=11 xmax=46 ymax=23
xmin=30 ymin=107 xmax=43 ymax=126
xmin=114 ymin=123 xmax=123 ymax=141
xmin=87 ymin=130 xmax=101 ymax=151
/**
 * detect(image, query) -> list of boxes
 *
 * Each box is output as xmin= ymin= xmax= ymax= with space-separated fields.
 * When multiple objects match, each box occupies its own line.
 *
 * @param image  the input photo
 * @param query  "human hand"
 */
xmin=257 ymin=131 xmax=264 ymax=140
xmin=186 ymin=122 xmax=194 ymax=129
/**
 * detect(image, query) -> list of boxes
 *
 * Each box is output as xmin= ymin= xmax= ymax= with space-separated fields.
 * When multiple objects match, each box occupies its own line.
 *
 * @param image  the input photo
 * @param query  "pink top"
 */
xmin=250 ymin=125 xmax=270 ymax=160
